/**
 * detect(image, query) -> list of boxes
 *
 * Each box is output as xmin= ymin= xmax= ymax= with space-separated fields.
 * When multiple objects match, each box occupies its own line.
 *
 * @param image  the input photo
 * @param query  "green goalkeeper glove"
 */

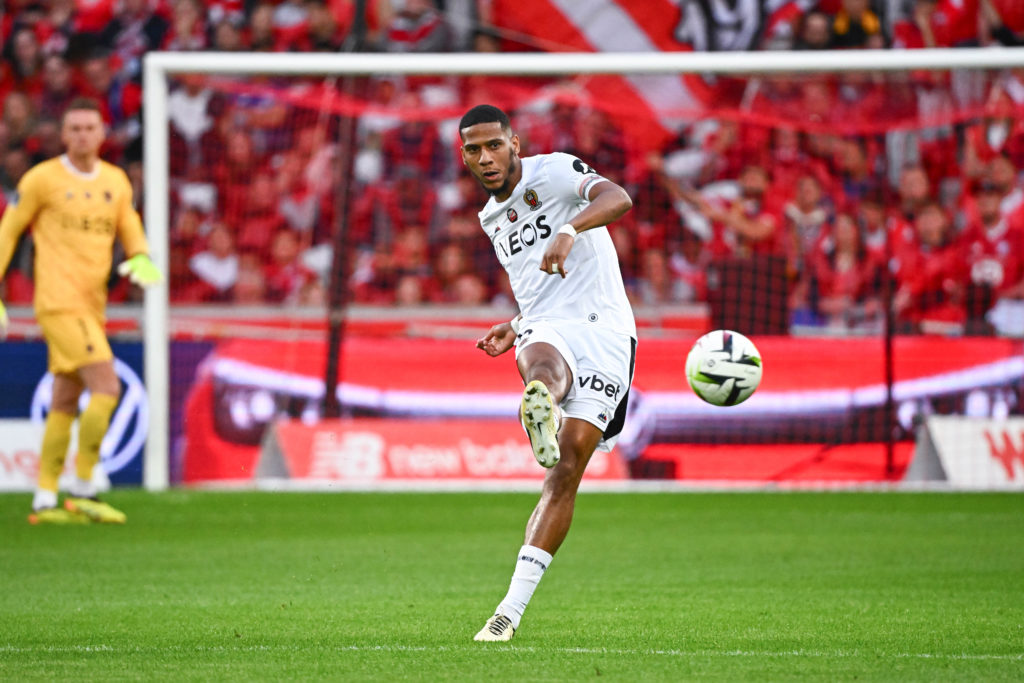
xmin=117 ymin=254 xmax=162 ymax=287
xmin=0 ymin=297 xmax=7 ymax=339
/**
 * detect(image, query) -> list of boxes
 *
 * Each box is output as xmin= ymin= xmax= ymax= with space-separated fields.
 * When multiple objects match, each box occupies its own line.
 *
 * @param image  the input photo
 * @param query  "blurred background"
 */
xmin=0 ymin=0 xmax=1022 ymax=489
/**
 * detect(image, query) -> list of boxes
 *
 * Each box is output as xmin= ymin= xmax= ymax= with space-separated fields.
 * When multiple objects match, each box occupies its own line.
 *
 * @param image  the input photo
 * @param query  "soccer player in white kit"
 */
xmin=461 ymin=105 xmax=637 ymax=641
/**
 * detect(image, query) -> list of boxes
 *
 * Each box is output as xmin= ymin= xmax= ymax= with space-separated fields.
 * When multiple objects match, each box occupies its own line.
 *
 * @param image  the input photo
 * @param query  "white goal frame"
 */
xmin=142 ymin=47 xmax=1024 ymax=490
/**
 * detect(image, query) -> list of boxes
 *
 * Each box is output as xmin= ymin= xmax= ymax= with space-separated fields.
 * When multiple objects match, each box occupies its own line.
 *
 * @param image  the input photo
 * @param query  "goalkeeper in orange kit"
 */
xmin=0 ymin=98 xmax=161 ymax=524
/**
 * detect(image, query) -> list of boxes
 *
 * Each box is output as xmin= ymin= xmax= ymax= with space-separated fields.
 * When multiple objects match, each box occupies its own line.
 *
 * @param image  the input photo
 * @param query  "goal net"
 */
xmin=143 ymin=49 xmax=1024 ymax=490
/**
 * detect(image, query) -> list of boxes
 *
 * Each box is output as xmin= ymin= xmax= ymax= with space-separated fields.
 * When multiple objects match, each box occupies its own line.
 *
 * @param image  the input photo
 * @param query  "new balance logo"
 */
xmin=578 ymin=374 xmax=621 ymax=399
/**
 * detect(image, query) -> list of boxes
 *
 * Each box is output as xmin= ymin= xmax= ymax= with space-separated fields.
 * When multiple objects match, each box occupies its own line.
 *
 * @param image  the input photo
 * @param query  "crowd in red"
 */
xmin=1 ymin=0 xmax=1023 ymax=335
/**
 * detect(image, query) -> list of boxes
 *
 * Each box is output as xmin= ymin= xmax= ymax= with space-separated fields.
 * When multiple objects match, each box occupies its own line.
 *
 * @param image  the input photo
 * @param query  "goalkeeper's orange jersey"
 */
xmin=0 ymin=155 xmax=149 ymax=317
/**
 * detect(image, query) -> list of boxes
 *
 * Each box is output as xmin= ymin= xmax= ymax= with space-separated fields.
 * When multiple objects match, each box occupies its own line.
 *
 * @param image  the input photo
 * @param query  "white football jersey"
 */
xmin=478 ymin=153 xmax=636 ymax=338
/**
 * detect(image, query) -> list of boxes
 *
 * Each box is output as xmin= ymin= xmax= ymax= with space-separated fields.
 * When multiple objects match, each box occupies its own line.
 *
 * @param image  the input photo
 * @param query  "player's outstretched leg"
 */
xmin=520 ymin=380 xmax=562 ymax=468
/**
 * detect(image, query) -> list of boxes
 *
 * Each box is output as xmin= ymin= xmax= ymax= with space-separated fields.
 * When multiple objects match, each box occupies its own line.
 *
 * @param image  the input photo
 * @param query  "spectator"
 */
xmin=3 ymin=91 xmax=37 ymax=149
xmin=989 ymin=155 xmax=1023 ymax=217
xmin=264 ymin=228 xmax=317 ymax=303
xmin=835 ymin=137 xmax=877 ymax=206
xmin=28 ymin=118 xmax=63 ymax=164
xmin=167 ymin=74 xmax=220 ymax=174
xmin=206 ymin=0 xmax=246 ymax=29
xmin=831 ymin=0 xmax=882 ymax=48
xmin=215 ymin=128 xmax=260 ymax=222
xmin=248 ymin=3 xmax=278 ymax=51
xmin=450 ymin=272 xmax=489 ymax=305
xmin=35 ymin=54 xmax=76 ymax=122
xmin=784 ymin=174 xmax=831 ymax=272
xmin=1 ymin=146 xmax=31 ymax=202
xmin=307 ymin=1 xmax=342 ymax=51
xmin=380 ymin=93 xmax=446 ymax=180
xmin=99 ymin=0 xmax=169 ymax=82
xmin=81 ymin=51 xmax=143 ymax=157
xmin=189 ymin=223 xmax=239 ymax=301
xmin=889 ymin=165 xmax=933 ymax=250
xmin=807 ymin=213 xmax=882 ymax=328
xmin=394 ymin=273 xmax=426 ymax=305
xmin=857 ymin=190 xmax=889 ymax=260
xmin=698 ymin=164 xmax=783 ymax=258
xmin=233 ymin=254 xmax=269 ymax=303
xmin=351 ymin=244 xmax=399 ymax=304
xmin=384 ymin=0 xmax=450 ymax=53
xmin=211 ymin=18 xmax=246 ymax=51
xmin=794 ymin=11 xmax=833 ymax=50
xmin=7 ymin=28 xmax=44 ymax=96
xmin=163 ymin=0 xmax=207 ymax=52
xmin=237 ymin=171 xmax=287 ymax=254
xmin=431 ymin=242 xmax=470 ymax=303
xmin=963 ymin=91 xmax=1024 ymax=179
xmin=636 ymin=248 xmax=688 ymax=305
xmin=892 ymin=0 xmax=979 ymax=49
xmin=275 ymin=151 xmax=319 ymax=236
xmin=982 ymin=0 xmax=1024 ymax=45
xmin=960 ymin=179 xmax=1024 ymax=328
xmin=893 ymin=202 xmax=964 ymax=329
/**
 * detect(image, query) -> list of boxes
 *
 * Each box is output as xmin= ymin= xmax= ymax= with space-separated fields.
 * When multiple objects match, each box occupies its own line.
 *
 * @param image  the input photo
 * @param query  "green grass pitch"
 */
xmin=1 ymin=490 xmax=1022 ymax=681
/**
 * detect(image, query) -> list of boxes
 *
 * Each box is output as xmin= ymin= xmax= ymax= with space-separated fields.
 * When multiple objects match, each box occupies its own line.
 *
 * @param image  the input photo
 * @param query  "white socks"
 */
xmin=496 ymin=544 xmax=553 ymax=629
xmin=32 ymin=489 xmax=58 ymax=511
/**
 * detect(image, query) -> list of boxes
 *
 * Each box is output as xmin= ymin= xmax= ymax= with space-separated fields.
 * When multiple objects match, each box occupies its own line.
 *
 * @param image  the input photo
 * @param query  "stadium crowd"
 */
xmin=1 ymin=0 xmax=1023 ymax=335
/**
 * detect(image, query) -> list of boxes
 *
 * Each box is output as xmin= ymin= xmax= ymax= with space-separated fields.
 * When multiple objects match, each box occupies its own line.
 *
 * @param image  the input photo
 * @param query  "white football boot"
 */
xmin=520 ymin=380 xmax=561 ymax=468
xmin=473 ymin=613 xmax=516 ymax=642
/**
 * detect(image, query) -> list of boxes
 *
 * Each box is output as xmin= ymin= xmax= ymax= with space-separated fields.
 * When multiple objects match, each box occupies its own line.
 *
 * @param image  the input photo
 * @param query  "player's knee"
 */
xmin=529 ymin=363 xmax=566 ymax=393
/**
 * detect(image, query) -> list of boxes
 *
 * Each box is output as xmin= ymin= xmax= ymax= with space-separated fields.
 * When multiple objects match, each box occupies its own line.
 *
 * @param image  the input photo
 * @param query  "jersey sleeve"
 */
xmin=543 ymin=152 xmax=609 ymax=204
xmin=115 ymin=169 xmax=150 ymax=258
xmin=0 ymin=167 xmax=45 ymax=280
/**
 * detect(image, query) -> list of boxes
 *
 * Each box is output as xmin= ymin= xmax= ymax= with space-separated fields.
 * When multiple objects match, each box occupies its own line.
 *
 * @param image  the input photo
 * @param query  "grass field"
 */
xmin=1 ymin=490 xmax=1022 ymax=681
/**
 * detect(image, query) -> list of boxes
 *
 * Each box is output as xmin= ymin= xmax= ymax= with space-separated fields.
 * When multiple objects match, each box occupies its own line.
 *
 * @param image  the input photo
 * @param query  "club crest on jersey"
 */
xmin=506 ymin=207 xmax=518 ymax=223
xmin=104 ymin=190 xmax=113 ymax=203
xmin=524 ymin=188 xmax=542 ymax=211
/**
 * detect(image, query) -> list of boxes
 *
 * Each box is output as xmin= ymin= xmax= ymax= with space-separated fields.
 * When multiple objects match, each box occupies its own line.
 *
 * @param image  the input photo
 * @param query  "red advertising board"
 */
xmin=257 ymin=418 xmax=627 ymax=484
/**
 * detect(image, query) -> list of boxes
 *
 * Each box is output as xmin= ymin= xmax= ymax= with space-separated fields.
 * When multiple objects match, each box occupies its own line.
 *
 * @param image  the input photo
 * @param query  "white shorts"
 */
xmin=514 ymin=320 xmax=636 ymax=452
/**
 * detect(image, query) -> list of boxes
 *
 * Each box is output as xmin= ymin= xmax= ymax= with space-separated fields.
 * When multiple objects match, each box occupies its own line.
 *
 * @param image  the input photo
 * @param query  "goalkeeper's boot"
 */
xmin=520 ymin=380 xmax=561 ymax=468
xmin=28 ymin=507 xmax=90 ymax=525
xmin=473 ymin=613 xmax=516 ymax=642
xmin=64 ymin=497 xmax=126 ymax=524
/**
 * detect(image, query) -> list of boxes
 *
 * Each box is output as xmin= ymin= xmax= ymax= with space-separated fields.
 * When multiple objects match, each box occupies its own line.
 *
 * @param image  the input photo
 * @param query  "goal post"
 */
xmin=142 ymin=47 xmax=1024 ymax=491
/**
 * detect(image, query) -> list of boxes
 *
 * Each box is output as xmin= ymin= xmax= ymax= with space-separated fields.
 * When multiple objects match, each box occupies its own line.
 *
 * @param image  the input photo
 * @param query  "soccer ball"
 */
xmin=685 ymin=330 xmax=763 ymax=406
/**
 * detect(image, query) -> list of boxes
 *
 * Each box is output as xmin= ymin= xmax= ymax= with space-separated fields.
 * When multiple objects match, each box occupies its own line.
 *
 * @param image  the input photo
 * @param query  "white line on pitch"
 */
xmin=0 ymin=644 xmax=1021 ymax=661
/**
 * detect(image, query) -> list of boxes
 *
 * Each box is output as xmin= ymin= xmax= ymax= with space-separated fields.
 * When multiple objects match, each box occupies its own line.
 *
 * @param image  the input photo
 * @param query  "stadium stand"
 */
xmin=0 ymin=0 xmax=1023 ymax=337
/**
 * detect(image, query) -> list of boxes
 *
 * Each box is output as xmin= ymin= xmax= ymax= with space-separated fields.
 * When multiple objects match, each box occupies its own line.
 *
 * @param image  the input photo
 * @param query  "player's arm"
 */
xmin=0 ymin=173 xmax=43 ymax=336
xmin=114 ymin=175 xmax=161 ymax=287
xmin=475 ymin=316 xmax=518 ymax=357
xmin=539 ymin=180 xmax=632 ymax=279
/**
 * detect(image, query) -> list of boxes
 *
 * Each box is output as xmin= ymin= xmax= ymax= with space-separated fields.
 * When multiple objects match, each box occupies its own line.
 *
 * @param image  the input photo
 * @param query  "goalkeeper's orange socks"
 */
xmin=68 ymin=393 xmax=118 ymax=499
xmin=35 ymin=409 xmax=75 ymax=508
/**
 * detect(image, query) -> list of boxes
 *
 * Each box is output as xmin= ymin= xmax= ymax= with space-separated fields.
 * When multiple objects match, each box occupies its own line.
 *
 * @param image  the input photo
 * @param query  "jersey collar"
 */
xmin=60 ymin=154 xmax=100 ymax=180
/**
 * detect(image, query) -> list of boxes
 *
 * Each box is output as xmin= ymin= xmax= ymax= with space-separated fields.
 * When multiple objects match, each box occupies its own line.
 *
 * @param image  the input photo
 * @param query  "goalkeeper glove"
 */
xmin=0 ymin=297 xmax=7 ymax=339
xmin=117 ymin=254 xmax=162 ymax=287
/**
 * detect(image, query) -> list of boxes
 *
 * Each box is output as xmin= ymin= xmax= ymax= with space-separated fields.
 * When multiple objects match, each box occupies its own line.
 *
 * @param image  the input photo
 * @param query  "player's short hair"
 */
xmin=62 ymin=97 xmax=103 ymax=123
xmin=458 ymin=104 xmax=511 ymax=139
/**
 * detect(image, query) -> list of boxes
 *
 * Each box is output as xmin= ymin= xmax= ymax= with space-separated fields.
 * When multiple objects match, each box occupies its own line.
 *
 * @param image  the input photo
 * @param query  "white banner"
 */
xmin=0 ymin=419 xmax=110 ymax=492
xmin=906 ymin=417 xmax=1024 ymax=489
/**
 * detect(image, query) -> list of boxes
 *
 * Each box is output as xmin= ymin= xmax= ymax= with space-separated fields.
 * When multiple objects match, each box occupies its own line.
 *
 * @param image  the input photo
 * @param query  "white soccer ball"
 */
xmin=685 ymin=330 xmax=763 ymax=406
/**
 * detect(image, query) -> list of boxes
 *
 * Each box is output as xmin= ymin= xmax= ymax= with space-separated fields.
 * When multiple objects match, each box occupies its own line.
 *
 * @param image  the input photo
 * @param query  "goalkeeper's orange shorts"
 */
xmin=38 ymin=311 xmax=113 ymax=374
